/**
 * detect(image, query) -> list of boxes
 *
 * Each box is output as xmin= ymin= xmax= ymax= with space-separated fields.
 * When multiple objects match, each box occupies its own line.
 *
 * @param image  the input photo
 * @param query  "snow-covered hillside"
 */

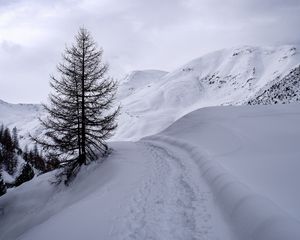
xmin=117 ymin=70 xmax=168 ymax=99
xmin=248 ymin=65 xmax=300 ymax=105
xmin=1 ymin=104 xmax=300 ymax=240
xmin=0 ymin=100 xmax=43 ymax=145
xmin=1 ymin=45 xmax=300 ymax=142
xmin=115 ymin=45 xmax=300 ymax=140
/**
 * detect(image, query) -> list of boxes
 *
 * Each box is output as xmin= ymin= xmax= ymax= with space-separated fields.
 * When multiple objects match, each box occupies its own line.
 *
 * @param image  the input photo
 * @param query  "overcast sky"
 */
xmin=0 ymin=0 xmax=300 ymax=103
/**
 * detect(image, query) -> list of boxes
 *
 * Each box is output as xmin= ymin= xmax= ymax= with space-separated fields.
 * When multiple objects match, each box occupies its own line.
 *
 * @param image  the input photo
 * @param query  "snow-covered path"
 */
xmin=112 ymin=140 xmax=235 ymax=240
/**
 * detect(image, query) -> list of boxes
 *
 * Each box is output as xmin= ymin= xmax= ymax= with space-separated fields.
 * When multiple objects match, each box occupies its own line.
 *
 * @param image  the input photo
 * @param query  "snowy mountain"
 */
xmin=248 ymin=65 xmax=300 ymax=105
xmin=115 ymin=45 xmax=300 ymax=140
xmin=0 ymin=100 xmax=43 ymax=145
xmin=117 ymin=69 xmax=168 ymax=99
xmin=1 ymin=45 xmax=300 ymax=142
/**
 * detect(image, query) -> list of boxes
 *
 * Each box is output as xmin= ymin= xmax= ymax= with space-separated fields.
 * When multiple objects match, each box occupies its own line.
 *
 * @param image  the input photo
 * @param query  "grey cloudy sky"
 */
xmin=0 ymin=0 xmax=300 ymax=103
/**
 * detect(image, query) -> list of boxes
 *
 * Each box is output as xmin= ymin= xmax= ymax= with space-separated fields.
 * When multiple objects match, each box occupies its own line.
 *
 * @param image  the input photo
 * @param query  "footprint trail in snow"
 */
xmin=113 ymin=140 xmax=217 ymax=240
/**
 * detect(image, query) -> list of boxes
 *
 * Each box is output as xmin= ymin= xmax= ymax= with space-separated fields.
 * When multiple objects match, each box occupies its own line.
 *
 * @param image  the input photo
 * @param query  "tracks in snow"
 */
xmin=115 ymin=139 xmax=216 ymax=240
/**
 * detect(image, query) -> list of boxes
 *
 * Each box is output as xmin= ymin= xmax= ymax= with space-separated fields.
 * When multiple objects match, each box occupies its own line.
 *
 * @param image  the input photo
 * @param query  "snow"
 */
xmin=0 ymin=142 xmax=159 ymax=240
xmin=1 ymin=103 xmax=300 ymax=240
xmin=113 ymin=45 xmax=300 ymax=140
xmin=1 ymin=45 xmax=300 ymax=143
xmin=159 ymin=104 xmax=300 ymax=219
xmin=249 ymin=65 xmax=300 ymax=104
xmin=0 ymin=100 xmax=43 ymax=147
xmin=0 ymin=143 xmax=28 ymax=184
xmin=1 ymin=45 xmax=300 ymax=239
xmin=1 ymin=170 xmax=15 ymax=184
xmin=117 ymin=69 xmax=168 ymax=99
xmin=151 ymin=103 xmax=300 ymax=239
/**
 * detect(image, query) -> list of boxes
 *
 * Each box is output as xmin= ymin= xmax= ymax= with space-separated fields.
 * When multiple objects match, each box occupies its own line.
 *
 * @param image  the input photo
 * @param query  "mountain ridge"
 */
xmin=115 ymin=44 xmax=300 ymax=139
xmin=1 ymin=45 xmax=300 ymax=141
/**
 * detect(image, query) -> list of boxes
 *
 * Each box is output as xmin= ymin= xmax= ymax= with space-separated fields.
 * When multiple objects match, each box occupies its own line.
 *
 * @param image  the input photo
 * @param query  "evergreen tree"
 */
xmin=33 ymin=28 xmax=119 ymax=183
xmin=23 ymin=145 xmax=46 ymax=172
xmin=0 ymin=172 xmax=6 ymax=197
xmin=0 ymin=149 xmax=5 ymax=197
xmin=33 ymin=144 xmax=39 ymax=157
xmin=0 ymin=124 xmax=4 ymax=141
xmin=0 ymin=149 xmax=3 ymax=167
xmin=45 ymin=155 xmax=60 ymax=171
xmin=2 ymin=128 xmax=17 ymax=175
xmin=23 ymin=145 xmax=29 ymax=162
xmin=32 ymin=144 xmax=46 ymax=172
xmin=2 ymin=128 xmax=13 ymax=151
xmin=0 ymin=144 xmax=6 ymax=196
xmin=14 ymin=163 xmax=34 ymax=187
xmin=12 ymin=127 xmax=19 ymax=150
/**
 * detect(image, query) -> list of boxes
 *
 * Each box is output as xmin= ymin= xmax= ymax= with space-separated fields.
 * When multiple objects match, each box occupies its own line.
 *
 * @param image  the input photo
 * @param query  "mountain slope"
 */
xmin=115 ymin=45 xmax=300 ymax=140
xmin=118 ymin=69 xmax=168 ymax=99
xmin=1 ymin=45 xmax=300 ymax=141
xmin=248 ymin=65 xmax=300 ymax=105
xmin=0 ymin=100 xmax=43 ymax=144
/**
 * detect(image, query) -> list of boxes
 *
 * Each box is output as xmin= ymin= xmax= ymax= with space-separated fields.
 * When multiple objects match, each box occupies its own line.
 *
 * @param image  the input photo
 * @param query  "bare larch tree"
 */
xmin=33 ymin=28 xmax=119 ymax=183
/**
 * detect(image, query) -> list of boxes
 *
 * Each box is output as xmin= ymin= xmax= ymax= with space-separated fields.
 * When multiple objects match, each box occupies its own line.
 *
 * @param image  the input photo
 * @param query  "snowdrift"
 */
xmin=146 ymin=103 xmax=300 ymax=240
xmin=146 ymin=135 xmax=300 ymax=240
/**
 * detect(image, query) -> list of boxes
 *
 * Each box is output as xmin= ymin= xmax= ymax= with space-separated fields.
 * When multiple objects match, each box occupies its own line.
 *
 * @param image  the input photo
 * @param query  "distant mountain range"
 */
xmin=1 ymin=45 xmax=300 ymax=142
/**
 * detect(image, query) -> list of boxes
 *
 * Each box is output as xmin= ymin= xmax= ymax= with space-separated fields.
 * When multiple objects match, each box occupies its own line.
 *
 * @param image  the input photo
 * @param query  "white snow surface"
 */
xmin=1 ymin=103 xmax=300 ymax=240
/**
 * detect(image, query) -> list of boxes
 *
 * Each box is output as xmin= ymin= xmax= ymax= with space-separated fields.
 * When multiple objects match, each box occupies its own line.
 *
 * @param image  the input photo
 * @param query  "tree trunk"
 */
xmin=81 ymin=38 xmax=86 ymax=165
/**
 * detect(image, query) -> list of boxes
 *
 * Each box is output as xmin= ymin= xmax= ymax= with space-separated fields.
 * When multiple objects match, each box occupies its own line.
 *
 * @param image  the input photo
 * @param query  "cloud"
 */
xmin=1 ymin=40 xmax=22 ymax=54
xmin=0 ymin=0 xmax=299 ymax=103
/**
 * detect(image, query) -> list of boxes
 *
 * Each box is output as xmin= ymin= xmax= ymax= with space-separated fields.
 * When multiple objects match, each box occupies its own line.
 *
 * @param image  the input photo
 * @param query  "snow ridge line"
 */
xmin=144 ymin=135 xmax=300 ymax=240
